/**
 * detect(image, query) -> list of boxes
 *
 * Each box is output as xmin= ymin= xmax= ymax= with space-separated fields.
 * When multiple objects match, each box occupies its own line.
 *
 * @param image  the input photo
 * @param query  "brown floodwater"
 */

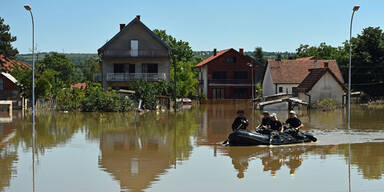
xmin=0 ymin=104 xmax=383 ymax=192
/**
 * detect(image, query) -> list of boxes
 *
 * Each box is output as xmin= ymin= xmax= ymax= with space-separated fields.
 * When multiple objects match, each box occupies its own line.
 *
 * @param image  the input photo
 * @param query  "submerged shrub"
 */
xmin=56 ymin=82 xmax=135 ymax=112
xmin=313 ymin=98 xmax=338 ymax=110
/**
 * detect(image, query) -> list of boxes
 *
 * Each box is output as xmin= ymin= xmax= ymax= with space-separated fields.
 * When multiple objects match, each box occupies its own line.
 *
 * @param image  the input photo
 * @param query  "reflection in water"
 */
xmin=221 ymin=143 xmax=384 ymax=180
xmin=0 ymin=105 xmax=383 ymax=191
xmin=98 ymin=111 xmax=199 ymax=192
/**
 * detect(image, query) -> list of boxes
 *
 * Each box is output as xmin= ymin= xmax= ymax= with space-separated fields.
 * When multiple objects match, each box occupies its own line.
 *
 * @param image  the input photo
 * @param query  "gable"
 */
xmin=308 ymin=72 xmax=346 ymax=94
xmin=195 ymin=48 xmax=255 ymax=67
xmin=98 ymin=17 xmax=170 ymax=54
xmin=299 ymin=68 xmax=347 ymax=93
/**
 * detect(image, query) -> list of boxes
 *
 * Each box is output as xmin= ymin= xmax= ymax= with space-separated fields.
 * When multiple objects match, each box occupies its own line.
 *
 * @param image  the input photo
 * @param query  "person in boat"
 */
xmin=284 ymin=110 xmax=304 ymax=133
xmin=270 ymin=113 xmax=284 ymax=133
xmin=232 ymin=110 xmax=249 ymax=131
xmin=257 ymin=111 xmax=272 ymax=129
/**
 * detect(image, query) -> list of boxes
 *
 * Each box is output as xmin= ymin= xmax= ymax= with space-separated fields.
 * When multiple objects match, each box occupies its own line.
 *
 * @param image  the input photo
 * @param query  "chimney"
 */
xmin=239 ymin=48 xmax=244 ymax=55
xmin=119 ymin=24 xmax=125 ymax=31
xmin=324 ymin=62 xmax=329 ymax=68
xmin=136 ymin=15 xmax=141 ymax=20
xmin=213 ymin=48 xmax=217 ymax=56
xmin=314 ymin=58 xmax=318 ymax=68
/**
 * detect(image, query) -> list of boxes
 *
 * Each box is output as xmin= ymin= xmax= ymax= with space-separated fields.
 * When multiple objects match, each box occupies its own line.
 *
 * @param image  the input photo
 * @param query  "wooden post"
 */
xmin=8 ymin=102 xmax=12 ymax=117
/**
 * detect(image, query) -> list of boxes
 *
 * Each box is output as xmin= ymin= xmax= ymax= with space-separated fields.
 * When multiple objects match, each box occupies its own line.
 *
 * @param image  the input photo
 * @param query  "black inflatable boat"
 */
xmin=227 ymin=130 xmax=317 ymax=146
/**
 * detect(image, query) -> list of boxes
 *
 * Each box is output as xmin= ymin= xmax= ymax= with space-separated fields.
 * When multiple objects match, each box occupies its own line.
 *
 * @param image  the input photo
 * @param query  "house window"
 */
xmin=233 ymin=71 xmax=248 ymax=79
xmin=233 ymin=88 xmax=248 ymax=99
xmin=128 ymin=64 xmax=135 ymax=73
xmin=279 ymin=87 xmax=283 ymax=93
xmin=142 ymin=63 xmax=158 ymax=73
xmin=212 ymin=88 xmax=225 ymax=99
xmin=0 ymin=78 xmax=3 ymax=91
xmin=225 ymin=57 xmax=236 ymax=63
xmin=114 ymin=64 xmax=125 ymax=73
xmin=131 ymin=40 xmax=138 ymax=57
xmin=212 ymin=71 xmax=227 ymax=79
xmin=292 ymin=87 xmax=298 ymax=97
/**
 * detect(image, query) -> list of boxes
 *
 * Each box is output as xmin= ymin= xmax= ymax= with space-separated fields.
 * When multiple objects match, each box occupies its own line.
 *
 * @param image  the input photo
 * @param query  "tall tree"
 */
xmin=0 ymin=17 xmax=19 ymax=60
xmin=254 ymin=47 xmax=266 ymax=66
xmin=153 ymin=29 xmax=198 ymax=98
xmin=36 ymin=52 xmax=74 ymax=84
xmin=350 ymin=27 xmax=384 ymax=96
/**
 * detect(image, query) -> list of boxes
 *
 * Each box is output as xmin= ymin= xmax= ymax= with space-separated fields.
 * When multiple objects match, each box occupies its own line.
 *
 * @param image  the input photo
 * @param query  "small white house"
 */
xmin=262 ymin=57 xmax=344 ymax=97
xmin=298 ymin=66 xmax=347 ymax=104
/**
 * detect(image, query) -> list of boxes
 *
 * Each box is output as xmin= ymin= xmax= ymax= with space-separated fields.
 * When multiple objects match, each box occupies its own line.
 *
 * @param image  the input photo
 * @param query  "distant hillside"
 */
xmin=17 ymin=50 xmax=296 ymax=65
xmin=17 ymin=53 xmax=98 ymax=65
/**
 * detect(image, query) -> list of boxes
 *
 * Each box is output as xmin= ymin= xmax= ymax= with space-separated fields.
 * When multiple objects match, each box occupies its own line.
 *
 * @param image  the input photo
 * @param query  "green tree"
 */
xmin=72 ymin=57 xmax=100 ymax=82
xmin=153 ymin=29 xmax=194 ymax=62
xmin=153 ymin=29 xmax=199 ymax=98
xmin=37 ymin=52 xmax=74 ymax=84
xmin=0 ymin=17 xmax=18 ymax=60
xmin=254 ymin=47 xmax=266 ymax=66
xmin=350 ymin=27 xmax=384 ymax=96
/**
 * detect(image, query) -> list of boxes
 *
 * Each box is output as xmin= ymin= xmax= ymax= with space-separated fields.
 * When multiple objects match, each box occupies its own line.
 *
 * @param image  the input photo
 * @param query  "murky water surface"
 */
xmin=0 ymin=104 xmax=384 ymax=192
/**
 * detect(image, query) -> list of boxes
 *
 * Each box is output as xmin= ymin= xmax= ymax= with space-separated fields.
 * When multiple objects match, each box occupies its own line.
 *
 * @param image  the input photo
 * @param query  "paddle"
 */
xmin=222 ymin=122 xmax=244 ymax=144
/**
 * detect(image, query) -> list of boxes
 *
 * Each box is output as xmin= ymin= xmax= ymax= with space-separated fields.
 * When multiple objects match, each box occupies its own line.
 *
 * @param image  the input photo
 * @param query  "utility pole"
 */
xmin=173 ymin=55 xmax=177 ymax=112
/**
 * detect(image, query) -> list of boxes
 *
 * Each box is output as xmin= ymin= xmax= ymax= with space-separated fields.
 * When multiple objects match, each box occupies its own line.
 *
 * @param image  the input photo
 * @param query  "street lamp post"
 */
xmin=347 ymin=5 xmax=360 ymax=128
xmin=24 ymin=5 xmax=36 ymax=192
xmin=24 ymin=5 xmax=35 ymax=123
xmin=247 ymin=63 xmax=254 ymax=101
xmin=347 ymin=6 xmax=360 ymax=192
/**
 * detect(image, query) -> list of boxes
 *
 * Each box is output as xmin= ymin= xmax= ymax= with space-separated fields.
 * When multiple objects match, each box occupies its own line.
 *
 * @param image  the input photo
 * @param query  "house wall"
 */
xmin=262 ymin=65 xmax=275 ymax=96
xmin=100 ymin=20 xmax=170 ymax=89
xmin=0 ymin=74 xmax=22 ymax=108
xmin=101 ymin=57 xmax=170 ymax=88
xmin=276 ymin=84 xmax=299 ymax=94
xmin=200 ymin=65 xmax=208 ymax=96
xmin=205 ymin=49 xmax=254 ymax=99
xmin=301 ymin=72 xmax=345 ymax=104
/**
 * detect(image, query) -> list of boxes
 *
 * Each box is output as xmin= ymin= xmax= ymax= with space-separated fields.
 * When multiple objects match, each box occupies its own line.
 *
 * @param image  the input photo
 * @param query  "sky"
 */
xmin=1 ymin=0 xmax=383 ymax=54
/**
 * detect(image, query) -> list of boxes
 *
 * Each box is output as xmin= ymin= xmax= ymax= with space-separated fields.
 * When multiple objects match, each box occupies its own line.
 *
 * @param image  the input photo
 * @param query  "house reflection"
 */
xmin=98 ymin=111 xmax=199 ymax=192
xmin=0 ymin=116 xmax=17 ymax=191
xmin=99 ymin=131 xmax=173 ymax=192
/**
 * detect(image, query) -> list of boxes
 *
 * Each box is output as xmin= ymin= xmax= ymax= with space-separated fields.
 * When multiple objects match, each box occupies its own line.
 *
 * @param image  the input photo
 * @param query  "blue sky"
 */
xmin=1 ymin=0 xmax=383 ymax=54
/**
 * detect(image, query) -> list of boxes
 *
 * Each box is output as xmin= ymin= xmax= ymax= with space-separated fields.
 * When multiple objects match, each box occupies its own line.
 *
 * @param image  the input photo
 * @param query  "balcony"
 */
xmin=208 ymin=79 xmax=251 ymax=85
xmin=101 ymin=49 xmax=169 ymax=58
xmin=105 ymin=73 xmax=167 ymax=82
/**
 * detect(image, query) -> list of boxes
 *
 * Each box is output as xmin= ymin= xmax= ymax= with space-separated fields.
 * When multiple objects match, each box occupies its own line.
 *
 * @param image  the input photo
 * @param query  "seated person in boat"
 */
xmin=284 ymin=110 xmax=303 ymax=132
xmin=270 ymin=113 xmax=283 ymax=133
xmin=232 ymin=110 xmax=249 ymax=131
xmin=257 ymin=111 xmax=272 ymax=129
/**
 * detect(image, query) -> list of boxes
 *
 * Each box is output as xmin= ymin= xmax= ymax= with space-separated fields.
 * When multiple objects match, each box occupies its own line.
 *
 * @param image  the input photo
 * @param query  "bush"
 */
xmin=313 ymin=98 xmax=338 ymax=110
xmin=56 ymin=82 xmax=135 ymax=112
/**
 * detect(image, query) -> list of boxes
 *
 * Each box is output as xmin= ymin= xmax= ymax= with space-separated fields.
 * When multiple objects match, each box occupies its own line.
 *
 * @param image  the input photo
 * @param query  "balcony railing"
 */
xmin=102 ymin=49 xmax=170 ymax=58
xmin=208 ymin=79 xmax=251 ymax=84
xmin=106 ymin=73 xmax=167 ymax=82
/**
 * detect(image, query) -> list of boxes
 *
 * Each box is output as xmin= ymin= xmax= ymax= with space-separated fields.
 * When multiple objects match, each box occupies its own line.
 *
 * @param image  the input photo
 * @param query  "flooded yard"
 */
xmin=1 ymin=104 xmax=384 ymax=192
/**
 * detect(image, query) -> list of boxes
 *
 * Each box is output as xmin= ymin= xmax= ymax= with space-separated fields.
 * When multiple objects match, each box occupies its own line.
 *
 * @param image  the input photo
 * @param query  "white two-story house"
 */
xmin=97 ymin=15 xmax=171 ymax=90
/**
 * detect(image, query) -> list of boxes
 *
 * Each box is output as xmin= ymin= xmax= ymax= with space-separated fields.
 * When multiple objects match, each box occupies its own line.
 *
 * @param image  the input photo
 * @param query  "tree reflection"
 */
xmin=338 ymin=142 xmax=384 ymax=179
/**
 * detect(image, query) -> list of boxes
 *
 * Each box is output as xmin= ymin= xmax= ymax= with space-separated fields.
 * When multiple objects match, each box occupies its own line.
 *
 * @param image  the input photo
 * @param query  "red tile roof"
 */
xmin=0 ymin=54 xmax=31 ymax=72
xmin=194 ymin=49 xmax=231 ymax=67
xmin=298 ymin=68 xmax=347 ymax=92
xmin=70 ymin=82 xmax=87 ymax=90
xmin=268 ymin=59 xmax=344 ymax=84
